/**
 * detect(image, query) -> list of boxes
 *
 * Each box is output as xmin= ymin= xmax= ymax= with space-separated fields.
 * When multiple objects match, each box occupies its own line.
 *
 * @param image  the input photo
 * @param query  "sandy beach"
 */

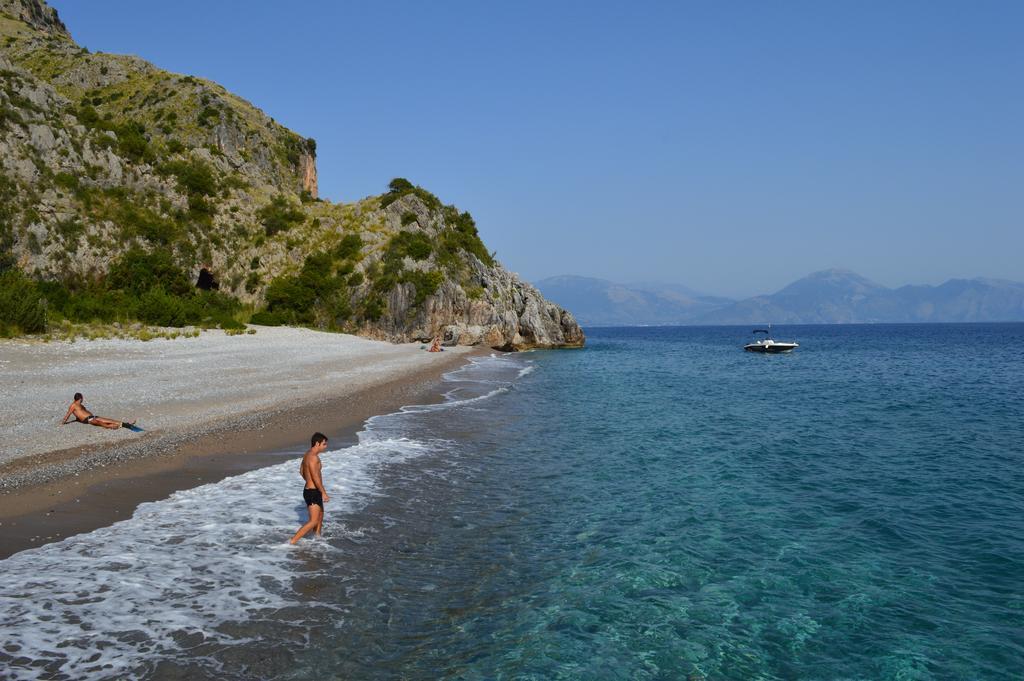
xmin=0 ymin=327 xmax=477 ymax=557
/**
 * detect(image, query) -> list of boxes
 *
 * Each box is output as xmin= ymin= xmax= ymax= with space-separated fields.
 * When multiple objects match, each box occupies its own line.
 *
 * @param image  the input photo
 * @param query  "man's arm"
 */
xmin=60 ymin=403 xmax=76 ymax=425
xmin=312 ymin=459 xmax=329 ymax=503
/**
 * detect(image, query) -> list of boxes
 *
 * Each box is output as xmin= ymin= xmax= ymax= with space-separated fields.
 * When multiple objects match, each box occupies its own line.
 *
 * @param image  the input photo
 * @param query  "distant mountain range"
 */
xmin=533 ymin=276 xmax=733 ymax=326
xmin=535 ymin=270 xmax=1024 ymax=326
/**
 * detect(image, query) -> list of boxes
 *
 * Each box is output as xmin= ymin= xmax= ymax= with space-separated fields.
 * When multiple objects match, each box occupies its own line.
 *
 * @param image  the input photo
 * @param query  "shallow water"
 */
xmin=2 ymin=324 xmax=1023 ymax=679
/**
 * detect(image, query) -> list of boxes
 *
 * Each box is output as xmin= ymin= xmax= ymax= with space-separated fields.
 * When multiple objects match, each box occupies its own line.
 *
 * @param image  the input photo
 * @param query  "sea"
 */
xmin=2 ymin=324 xmax=1023 ymax=680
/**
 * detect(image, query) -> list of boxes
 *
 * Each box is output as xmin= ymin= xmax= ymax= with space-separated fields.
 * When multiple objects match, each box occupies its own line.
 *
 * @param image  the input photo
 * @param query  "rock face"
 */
xmin=346 ymin=194 xmax=584 ymax=350
xmin=372 ymin=252 xmax=585 ymax=350
xmin=0 ymin=0 xmax=68 ymax=38
xmin=0 ymin=1 xmax=584 ymax=350
xmin=299 ymin=150 xmax=318 ymax=199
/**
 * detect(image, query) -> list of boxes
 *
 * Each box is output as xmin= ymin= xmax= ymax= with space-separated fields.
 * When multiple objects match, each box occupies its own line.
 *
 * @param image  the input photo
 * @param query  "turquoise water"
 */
xmin=2 ymin=324 xmax=1023 ymax=679
xmin=305 ymin=324 xmax=1024 ymax=680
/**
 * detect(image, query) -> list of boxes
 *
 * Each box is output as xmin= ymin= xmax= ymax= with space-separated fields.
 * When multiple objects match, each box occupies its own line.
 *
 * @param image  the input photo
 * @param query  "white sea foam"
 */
xmin=0 ymin=353 xmax=532 ymax=679
xmin=0 ymin=437 xmax=438 ymax=679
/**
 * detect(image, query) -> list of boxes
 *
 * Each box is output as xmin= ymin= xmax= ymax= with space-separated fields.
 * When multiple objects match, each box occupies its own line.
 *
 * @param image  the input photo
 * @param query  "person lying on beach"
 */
xmin=290 ymin=432 xmax=331 ymax=544
xmin=60 ymin=393 xmax=135 ymax=430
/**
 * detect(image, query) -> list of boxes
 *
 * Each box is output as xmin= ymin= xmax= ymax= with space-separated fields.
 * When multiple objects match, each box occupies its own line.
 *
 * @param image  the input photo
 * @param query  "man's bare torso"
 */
xmin=300 ymin=452 xmax=322 ymax=490
xmin=70 ymin=401 xmax=93 ymax=422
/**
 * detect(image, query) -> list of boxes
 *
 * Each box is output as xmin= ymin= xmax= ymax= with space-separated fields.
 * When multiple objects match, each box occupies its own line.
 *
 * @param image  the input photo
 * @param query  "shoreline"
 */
xmin=0 ymin=329 xmax=484 ymax=559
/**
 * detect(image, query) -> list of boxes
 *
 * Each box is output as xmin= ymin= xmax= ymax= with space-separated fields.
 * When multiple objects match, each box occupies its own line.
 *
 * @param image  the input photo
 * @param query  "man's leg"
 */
xmin=315 ymin=509 xmax=324 ymax=537
xmin=290 ymin=504 xmax=322 ymax=544
xmin=90 ymin=417 xmax=122 ymax=429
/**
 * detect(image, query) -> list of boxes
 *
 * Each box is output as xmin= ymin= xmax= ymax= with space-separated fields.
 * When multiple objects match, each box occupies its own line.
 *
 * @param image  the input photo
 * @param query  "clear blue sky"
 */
xmin=51 ymin=1 xmax=1024 ymax=298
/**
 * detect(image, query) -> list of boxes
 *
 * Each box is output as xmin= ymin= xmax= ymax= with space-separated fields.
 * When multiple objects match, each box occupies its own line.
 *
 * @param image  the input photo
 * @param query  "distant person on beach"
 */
xmin=60 ymin=393 xmax=135 ymax=430
xmin=428 ymin=336 xmax=443 ymax=352
xmin=290 ymin=432 xmax=330 ymax=544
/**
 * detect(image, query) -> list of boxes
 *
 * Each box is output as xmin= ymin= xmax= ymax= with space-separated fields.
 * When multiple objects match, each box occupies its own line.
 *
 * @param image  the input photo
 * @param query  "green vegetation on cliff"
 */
xmin=0 ymin=2 xmax=584 ymax=350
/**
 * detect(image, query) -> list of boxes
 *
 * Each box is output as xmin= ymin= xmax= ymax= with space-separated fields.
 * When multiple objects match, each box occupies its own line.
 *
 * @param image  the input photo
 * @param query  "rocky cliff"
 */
xmin=1 ymin=0 xmax=65 ymax=38
xmin=0 ymin=0 xmax=583 ymax=349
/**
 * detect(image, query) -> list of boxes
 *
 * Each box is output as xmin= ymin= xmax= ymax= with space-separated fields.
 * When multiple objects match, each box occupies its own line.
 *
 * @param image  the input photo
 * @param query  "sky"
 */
xmin=50 ymin=1 xmax=1024 ymax=298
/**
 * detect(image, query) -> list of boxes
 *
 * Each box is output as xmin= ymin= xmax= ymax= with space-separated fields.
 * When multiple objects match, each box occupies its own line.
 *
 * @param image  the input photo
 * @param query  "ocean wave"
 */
xmin=0 ymin=353 xmax=536 ymax=679
xmin=0 ymin=435 xmax=448 ymax=679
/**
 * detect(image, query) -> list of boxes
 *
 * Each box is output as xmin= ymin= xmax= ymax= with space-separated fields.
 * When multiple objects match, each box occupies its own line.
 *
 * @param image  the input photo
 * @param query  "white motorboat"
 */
xmin=743 ymin=326 xmax=798 ymax=353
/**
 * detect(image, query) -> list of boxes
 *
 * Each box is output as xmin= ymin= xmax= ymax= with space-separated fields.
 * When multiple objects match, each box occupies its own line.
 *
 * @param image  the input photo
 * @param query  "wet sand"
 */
xmin=0 ymin=328 xmax=481 ymax=558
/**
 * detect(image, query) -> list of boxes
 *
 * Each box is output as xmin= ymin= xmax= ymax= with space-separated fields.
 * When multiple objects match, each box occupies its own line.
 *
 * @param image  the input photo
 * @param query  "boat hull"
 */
xmin=744 ymin=343 xmax=798 ymax=353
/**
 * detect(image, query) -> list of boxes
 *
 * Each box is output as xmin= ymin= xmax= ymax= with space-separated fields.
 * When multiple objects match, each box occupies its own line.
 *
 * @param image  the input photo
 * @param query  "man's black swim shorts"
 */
xmin=303 ymin=488 xmax=324 ymax=508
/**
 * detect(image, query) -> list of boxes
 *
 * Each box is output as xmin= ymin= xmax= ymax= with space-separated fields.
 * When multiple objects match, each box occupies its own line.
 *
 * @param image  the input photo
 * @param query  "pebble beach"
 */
xmin=0 ymin=326 xmax=474 ymax=555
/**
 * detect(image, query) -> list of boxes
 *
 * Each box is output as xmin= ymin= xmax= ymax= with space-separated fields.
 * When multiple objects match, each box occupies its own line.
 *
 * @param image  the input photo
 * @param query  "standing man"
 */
xmin=290 ymin=432 xmax=330 ymax=544
xmin=60 ymin=393 xmax=135 ymax=430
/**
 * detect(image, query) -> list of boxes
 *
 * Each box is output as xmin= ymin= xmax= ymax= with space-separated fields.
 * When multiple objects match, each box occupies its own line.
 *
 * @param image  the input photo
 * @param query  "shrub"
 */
xmin=54 ymin=218 xmax=85 ymax=253
xmin=162 ymin=158 xmax=217 ymax=196
xmin=26 ymin=231 xmax=41 ymax=254
xmin=184 ymin=289 xmax=242 ymax=328
xmin=196 ymin=106 xmax=220 ymax=128
xmin=404 ymin=269 xmax=444 ymax=306
xmin=327 ymin=295 xmax=351 ymax=324
xmin=333 ymin=233 xmax=363 ymax=261
xmin=260 ymin=251 xmax=353 ymax=327
xmin=278 ymin=134 xmax=316 ymax=167
xmin=245 ymin=272 xmax=261 ymax=293
xmin=401 ymin=211 xmax=418 ymax=226
xmin=387 ymin=231 xmax=432 ymax=261
xmin=57 ymin=286 xmax=130 ymax=324
xmin=362 ymin=296 xmax=384 ymax=321
xmin=136 ymin=287 xmax=186 ymax=326
xmin=107 ymin=248 xmax=192 ymax=296
xmin=0 ymin=104 xmax=24 ymax=128
xmin=249 ymin=310 xmax=282 ymax=326
xmin=222 ymin=174 xmax=248 ymax=192
xmin=265 ymin=275 xmax=316 ymax=322
xmin=388 ymin=178 xmax=414 ymax=193
xmin=0 ymin=176 xmax=15 ymax=269
xmin=259 ymin=196 xmax=305 ymax=236
xmin=73 ymin=109 xmax=155 ymax=164
xmin=75 ymin=104 xmax=100 ymax=127
xmin=379 ymin=178 xmax=442 ymax=211
xmin=215 ymin=315 xmax=244 ymax=330
xmin=114 ymin=120 xmax=153 ymax=163
xmin=187 ymin=194 xmax=216 ymax=223
xmin=0 ymin=270 xmax=47 ymax=335
xmin=347 ymin=271 xmax=364 ymax=287
xmin=439 ymin=205 xmax=493 ymax=267
xmin=116 ymin=203 xmax=180 ymax=245
xmin=54 ymin=172 xmax=79 ymax=192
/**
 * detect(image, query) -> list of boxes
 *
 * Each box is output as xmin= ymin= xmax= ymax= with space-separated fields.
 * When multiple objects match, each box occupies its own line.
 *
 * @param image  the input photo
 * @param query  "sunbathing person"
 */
xmin=428 ymin=336 xmax=443 ymax=353
xmin=60 ymin=393 xmax=135 ymax=430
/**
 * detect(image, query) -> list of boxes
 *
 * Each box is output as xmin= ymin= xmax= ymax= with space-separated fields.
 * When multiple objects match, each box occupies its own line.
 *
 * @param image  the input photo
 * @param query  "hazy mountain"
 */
xmin=537 ymin=270 xmax=1024 ymax=327
xmin=698 ymin=269 xmax=1024 ymax=324
xmin=627 ymin=281 xmax=733 ymax=306
xmin=534 ymin=276 xmax=733 ymax=326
